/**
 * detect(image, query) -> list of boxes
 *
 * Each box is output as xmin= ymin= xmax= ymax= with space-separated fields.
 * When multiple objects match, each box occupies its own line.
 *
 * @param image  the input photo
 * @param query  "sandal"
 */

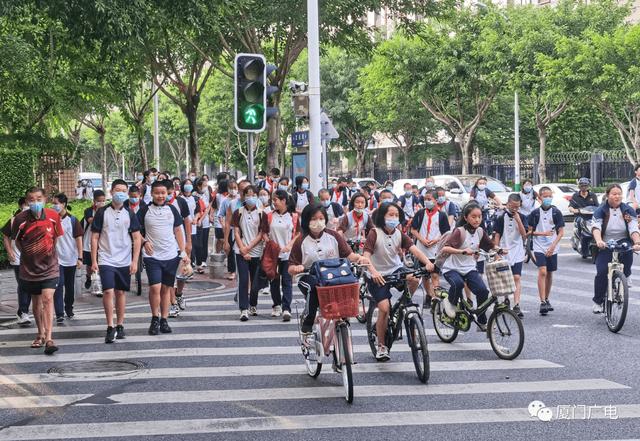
xmin=31 ymin=337 xmax=45 ymax=348
xmin=43 ymin=340 xmax=59 ymax=355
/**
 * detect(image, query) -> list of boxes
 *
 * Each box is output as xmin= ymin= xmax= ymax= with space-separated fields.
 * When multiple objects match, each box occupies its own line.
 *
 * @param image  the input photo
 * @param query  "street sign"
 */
xmin=291 ymin=130 xmax=309 ymax=147
xmin=320 ymin=112 xmax=339 ymax=140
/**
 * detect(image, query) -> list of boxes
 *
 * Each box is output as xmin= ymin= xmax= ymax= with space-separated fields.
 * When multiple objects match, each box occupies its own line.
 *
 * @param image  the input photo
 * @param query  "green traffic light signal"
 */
xmin=240 ymin=104 xmax=264 ymax=129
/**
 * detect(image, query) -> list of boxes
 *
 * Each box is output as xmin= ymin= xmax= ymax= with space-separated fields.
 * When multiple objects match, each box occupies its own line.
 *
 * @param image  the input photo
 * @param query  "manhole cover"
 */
xmin=47 ymin=360 xmax=146 ymax=379
xmin=185 ymin=281 xmax=223 ymax=290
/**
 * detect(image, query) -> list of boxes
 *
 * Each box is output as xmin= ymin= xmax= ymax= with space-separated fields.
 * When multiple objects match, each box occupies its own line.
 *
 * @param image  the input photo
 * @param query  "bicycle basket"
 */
xmin=485 ymin=260 xmax=515 ymax=297
xmin=316 ymin=283 xmax=360 ymax=319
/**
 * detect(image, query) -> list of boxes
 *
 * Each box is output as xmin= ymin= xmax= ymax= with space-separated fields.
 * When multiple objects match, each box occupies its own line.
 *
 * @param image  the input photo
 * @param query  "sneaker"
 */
xmin=628 ymin=277 xmax=633 ymax=288
xmin=169 ymin=304 xmax=179 ymax=318
xmin=159 ymin=318 xmax=172 ymax=334
xmin=115 ymin=325 xmax=125 ymax=339
xmin=66 ymin=310 xmax=74 ymax=319
xmin=375 ymin=345 xmax=391 ymax=362
xmin=201 ymin=261 xmax=208 ymax=268
xmin=592 ymin=302 xmax=604 ymax=314
xmin=56 ymin=315 xmax=64 ymax=324
xmin=105 ymin=326 xmax=117 ymax=343
xmin=539 ymin=302 xmax=548 ymax=315
xmin=176 ymin=295 xmax=186 ymax=310
xmin=545 ymin=300 xmax=554 ymax=312
xmin=282 ymin=310 xmax=292 ymax=322
xmin=84 ymin=276 xmax=91 ymax=289
xmin=513 ymin=304 xmax=524 ymax=318
xmin=16 ymin=312 xmax=31 ymax=325
xmin=95 ymin=292 xmax=103 ymax=298
xmin=260 ymin=287 xmax=270 ymax=296
xmin=271 ymin=305 xmax=282 ymax=317
xmin=240 ymin=310 xmax=249 ymax=321
xmin=148 ymin=316 xmax=160 ymax=335
xmin=442 ymin=298 xmax=457 ymax=319
xmin=249 ymin=306 xmax=258 ymax=316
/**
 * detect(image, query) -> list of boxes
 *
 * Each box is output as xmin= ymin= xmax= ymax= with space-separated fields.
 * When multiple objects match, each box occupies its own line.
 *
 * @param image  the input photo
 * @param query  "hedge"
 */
xmin=0 ymin=147 xmax=36 ymax=205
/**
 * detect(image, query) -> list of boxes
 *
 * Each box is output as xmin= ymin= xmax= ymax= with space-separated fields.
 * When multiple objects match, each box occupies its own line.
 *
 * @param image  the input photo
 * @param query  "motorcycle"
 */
xmin=571 ymin=205 xmax=597 ymax=262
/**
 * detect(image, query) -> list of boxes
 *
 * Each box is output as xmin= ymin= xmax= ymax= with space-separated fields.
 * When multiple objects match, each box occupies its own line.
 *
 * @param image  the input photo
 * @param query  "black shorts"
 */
xmin=19 ymin=278 xmax=59 ymax=295
xmin=144 ymin=257 xmax=180 ymax=286
xmin=82 ymin=251 xmax=92 ymax=266
xmin=534 ymin=253 xmax=558 ymax=272
xmin=99 ymin=265 xmax=131 ymax=292
xmin=214 ymin=227 xmax=224 ymax=240
xmin=510 ymin=262 xmax=523 ymax=276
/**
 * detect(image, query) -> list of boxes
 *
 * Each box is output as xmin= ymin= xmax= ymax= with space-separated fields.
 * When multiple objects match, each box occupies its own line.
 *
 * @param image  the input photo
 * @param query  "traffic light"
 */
xmin=234 ymin=53 xmax=279 ymax=133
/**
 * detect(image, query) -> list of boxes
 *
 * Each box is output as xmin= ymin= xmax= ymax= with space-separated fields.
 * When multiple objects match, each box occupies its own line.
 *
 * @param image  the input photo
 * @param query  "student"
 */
xmin=528 ymin=186 xmax=565 ymax=315
xmin=52 ymin=194 xmax=84 ymax=322
xmin=124 ymin=186 xmax=144 ymax=296
xmin=365 ymin=202 xmax=434 ymax=361
xmin=258 ymin=187 xmax=272 ymax=214
xmin=330 ymin=177 xmax=350 ymax=207
xmin=138 ymin=181 xmax=189 ymax=335
xmin=221 ymin=180 xmax=243 ymax=280
xmin=232 ymin=185 xmax=270 ymax=321
xmin=277 ymin=176 xmax=291 ymax=193
xmin=361 ymin=185 xmax=379 ymax=213
xmin=420 ymin=177 xmax=436 ymax=198
xmin=493 ymin=193 xmax=527 ymax=318
xmin=91 ymin=180 xmax=142 ymax=343
xmin=434 ymin=187 xmax=458 ymax=227
xmin=213 ymin=179 xmax=229 ymax=254
xmin=469 ymin=177 xmax=502 ymax=210
xmin=172 ymin=177 xmax=182 ymax=197
xmin=293 ymin=175 xmax=314 ymax=213
xmin=519 ymin=179 xmax=538 ymax=221
xmin=180 ymin=178 xmax=200 ymax=278
xmin=328 ymin=178 xmax=338 ymax=191
xmin=141 ymin=169 xmax=157 ymax=205
xmin=12 ymin=187 xmax=64 ymax=354
xmin=81 ymin=190 xmax=106 ymax=291
xmin=398 ymin=182 xmax=422 ymax=220
xmin=255 ymin=170 xmax=267 ymax=188
xmin=317 ymin=189 xmax=344 ymax=230
xmin=338 ymin=193 xmax=373 ymax=243
xmin=411 ymin=190 xmax=450 ymax=301
xmin=1 ymin=198 xmax=31 ymax=325
xmin=258 ymin=167 xmax=281 ymax=193
xmin=626 ymin=164 xmax=640 ymax=212
xmin=194 ymin=178 xmax=212 ymax=273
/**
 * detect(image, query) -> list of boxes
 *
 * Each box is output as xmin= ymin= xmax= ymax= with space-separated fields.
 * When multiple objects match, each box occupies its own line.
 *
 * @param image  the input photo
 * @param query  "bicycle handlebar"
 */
xmin=381 ymin=266 xmax=431 ymax=284
xmin=606 ymin=240 xmax=633 ymax=253
xmin=466 ymin=248 xmax=507 ymax=258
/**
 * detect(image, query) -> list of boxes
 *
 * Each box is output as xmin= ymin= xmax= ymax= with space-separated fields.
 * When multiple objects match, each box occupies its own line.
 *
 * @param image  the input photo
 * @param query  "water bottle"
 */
xmin=90 ymin=272 xmax=102 ymax=296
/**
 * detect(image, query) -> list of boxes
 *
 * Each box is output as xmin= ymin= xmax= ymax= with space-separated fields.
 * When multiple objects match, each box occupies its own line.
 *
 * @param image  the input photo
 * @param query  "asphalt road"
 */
xmin=1 ymin=222 xmax=640 ymax=441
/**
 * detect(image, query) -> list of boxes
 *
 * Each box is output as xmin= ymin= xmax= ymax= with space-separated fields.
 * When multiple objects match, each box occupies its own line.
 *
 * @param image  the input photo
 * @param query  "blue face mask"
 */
xmin=322 ymin=199 xmax=331 ymax=207
xmin=165 ymin=194 xmax=173 ymax=203
xmin=52 ymin=204 xmax=63 ymax=213
xmin=404 ymin=191 xmax=412 ymax=197
xmin=301 ymin=183 xmax=309 ymax=190
xmin=386 ymin=186 xmax=393 ymax=192
xmin=523 ymin=185 xmax=532 ymax=194
xmin=129 ymin=197 xmax=139 ymax=204
xmin=113 ymin=192 xmax=128 ymax=204
xmin=437 ymin=196 xmax=446 ymax=204
xmin=245 ymin=197 xmax=258 ymax=207
xmin=425 ymin=200 xmax=435 ymax=210
xmin=278 ymin=185 xmax=288 ymax=191
xmin=29 ymin=201 xmax=44 ymax=216
xmin=380 ymin=199 xmax=392 ymax=205
xmin=385 ymin=219 xmax=400 ymax=229
xmin=183 ymin=184 xmax=193 ymax=193
xmin=542 ymin=197 xmax=553 ymax=207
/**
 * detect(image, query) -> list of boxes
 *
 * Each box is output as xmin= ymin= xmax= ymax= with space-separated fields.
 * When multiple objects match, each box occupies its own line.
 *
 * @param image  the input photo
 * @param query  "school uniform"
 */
xmin=364 ymin=227 xmax=414 ymax=302
xmin=528 ymin=205 xmax=565 ymax=272
xmin=411 ymin=207 xmax=450 ymax=261
xmin=267 ymin=211 xmax=298 ymax=312
xmin=54 ymin=213 xmax=84 ymax=317
xmin=494 ymin=211 xmax=527 ymax=276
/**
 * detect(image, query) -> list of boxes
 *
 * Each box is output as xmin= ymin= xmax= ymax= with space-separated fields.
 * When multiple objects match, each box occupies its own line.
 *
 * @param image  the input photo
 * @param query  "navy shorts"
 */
xmin=533 ymin=252 xmax=558 ymax=272
xmin=83 ymin=251 xmax=92 ymax=266
xmin=19 ymin=278 xmax=59 ymax=295
xmin=214 ymin=227 xmax=224 ymax=240
xmin=510 ymin=261 xmax=523 ymax=276
xmin=367 ymin=268 xmax=404 ymax=303
xmin=144 ymin=257 xmax=180 ymax=286
xmin=476 ymin=260 xmax=485 ymax=274
xmin=99 ymin=265 xmax=131 ymax=291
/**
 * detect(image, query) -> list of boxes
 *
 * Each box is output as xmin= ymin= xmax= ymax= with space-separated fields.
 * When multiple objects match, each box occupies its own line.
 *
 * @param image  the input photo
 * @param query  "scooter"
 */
xmin=571 ymin=206 xmax=597 ymax=262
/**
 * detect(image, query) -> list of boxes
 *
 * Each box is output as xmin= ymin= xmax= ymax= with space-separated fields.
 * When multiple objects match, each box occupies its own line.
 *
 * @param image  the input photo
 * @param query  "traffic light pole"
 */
xmin=247 ymin=132 xmax=255 ymax=184
xmin=307 ymin=0 xmax=323 ymax=194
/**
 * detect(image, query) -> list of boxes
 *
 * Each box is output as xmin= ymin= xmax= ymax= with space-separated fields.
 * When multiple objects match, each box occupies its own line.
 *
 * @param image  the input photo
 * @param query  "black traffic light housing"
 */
xmin=234 ymin=53 xmax=279 ymax=133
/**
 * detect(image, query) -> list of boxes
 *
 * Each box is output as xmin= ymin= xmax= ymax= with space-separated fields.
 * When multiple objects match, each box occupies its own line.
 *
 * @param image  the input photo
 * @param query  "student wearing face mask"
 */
xmin=213 ymin=179 xmax=230 ymax=254
xmin=317 ymin=189 xmax=344 ymax=230
xmin=141 ymin=169 xmax=157 ymax=205
xmin=82 ymin=190 xmax=106 ymax=291
xmin=232 ymin=185 xmax=270 ymax=321
xmin=398 ymin=182 xmax=422 ymax=221
xmin=348 ymin=180 xmax=359 ymax=197
xmin=258 ymin=167 xmax=281 ymax=193
xmin=289 ymin=204 xmax=368 ymax=333
xmin=293 ymin=176 xmax=315 ymax=213
xmin=383 ymin=181 xmax=396 ymax=199
xmin=420 ymin=177 xmax=436 ymax=199
xmin=360 ymin=185 xmax=379 ymax=213
xmin=258 ymin=188 xmax=272 ymax=214
xmin=330 ymin=177 xmax=350 ymax=208
xmin=370 ymin=189 xmax=395 ymax=221
xmin=338 ymin=193 xmax=373 ymax=244
xmin=124 ymin=186 xmax=144 ymax=296
xmin=470 ymin=177 xmax=502 ymax=210
xmin=194 ymin=178 xmax=212 ymax=274
xmin=221 ymin=180 xmax=243 ymax=280
xmin=519 ymin=179 xmax=538 ymax=221
xmin=1 ymin=197 xmax=32 ymax=325
xmin=328 ymin=179 xmax=338 ymax=192
xmin=277 ymin=176 xmax=291 ymax=194
xmin=365 ymin=202 xmax=434 ymax=361
xmin=528 ymin=186 xmax=565 ymax=316
xmin=52 ymin=194 xmax=84 ymax=323
xmin=435 ymin=187 xmax=459 ymax=227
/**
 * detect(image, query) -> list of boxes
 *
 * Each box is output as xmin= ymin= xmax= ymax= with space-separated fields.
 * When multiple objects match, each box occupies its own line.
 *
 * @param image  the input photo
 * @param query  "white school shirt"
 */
xmin=56 ymin=215 xmax=81 ymax=267
xmin=415 ymin=209 xmax=443 ymax=259
xmin=268 ymin=211 xmax=295 ymax=260
xmin=140 ymin=204 xmax=183 ymax=261
xmin=496 ymin=212 xmax=525 ymax=266
xmin=532 ymin=208 xmax=560 ymax=255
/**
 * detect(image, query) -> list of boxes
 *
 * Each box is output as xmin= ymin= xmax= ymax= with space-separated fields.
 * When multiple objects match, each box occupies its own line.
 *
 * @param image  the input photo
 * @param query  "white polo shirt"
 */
xmin=92 ymin=204 xmax=141 ymax=267
xmin=139 ymin=203 xmax=183 ymax=261
xmin=56 ymin=214 xmax=84 ymax=267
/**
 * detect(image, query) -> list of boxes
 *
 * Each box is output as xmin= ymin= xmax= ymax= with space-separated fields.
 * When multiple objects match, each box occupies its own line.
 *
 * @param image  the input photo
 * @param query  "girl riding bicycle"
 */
xmin=364 ymin=202 xmax=434 ymax=361
xmin=289 ymin=204 xmax=368 ymax=334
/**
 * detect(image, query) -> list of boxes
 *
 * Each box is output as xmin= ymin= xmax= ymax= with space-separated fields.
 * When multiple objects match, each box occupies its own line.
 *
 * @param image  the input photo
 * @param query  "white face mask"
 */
xmin=309 ymin=219 xmax=326 ymax=233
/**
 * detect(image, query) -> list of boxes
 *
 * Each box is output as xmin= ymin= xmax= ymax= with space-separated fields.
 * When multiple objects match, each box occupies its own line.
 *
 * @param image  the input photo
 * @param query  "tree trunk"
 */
xmin=537 ymin=124 xmax=548 ymax=184
xmin=136 ymin=123 xmax=149 ymax=171
xmin=459 ymin=133 xmax=473 ymax=175
xmin=355 ymin=145 xmax=366 ymax=177
xmin=99 ymin=128 xmax=108 ymax=194
xmin=184 ymin=101 xmax=200 ymax=173
xmin=266 ymin=94 xmax=282 ymax=169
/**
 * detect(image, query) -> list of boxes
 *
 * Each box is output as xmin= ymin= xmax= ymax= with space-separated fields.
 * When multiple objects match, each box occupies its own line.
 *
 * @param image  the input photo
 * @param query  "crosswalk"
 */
xmin=0 ymin=271 xmax=638 ymax=440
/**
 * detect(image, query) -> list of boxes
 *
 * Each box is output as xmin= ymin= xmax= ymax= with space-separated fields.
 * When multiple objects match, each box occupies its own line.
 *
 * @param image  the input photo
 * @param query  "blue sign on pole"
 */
xmin=291 ymin=130 xmax=309 ymax=147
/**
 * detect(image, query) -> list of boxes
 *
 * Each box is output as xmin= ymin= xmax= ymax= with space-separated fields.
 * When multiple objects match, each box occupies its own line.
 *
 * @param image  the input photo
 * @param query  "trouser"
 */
xmin=443 ymin=270 xmax=489 ymax=324
xmin=227 ymin=234 xmax=236 ymax=273
xmin=299 ymin=274 xmax=320 ymax=328
xmin=54 ymin=265 xmax=77 ymax=317
xmin=135 ymin=253 xmax=143 ymax=295
xmin=593 ymin=248 xmax=633 ymax=304
xmin=195 ymin=226 xmax=210 ymax=265
xmin=236 ymin=255 xmax=261 ymax=310
xmin=270 ymin=259 xmax=293 ymax=311
xmin=12 ymin=265 xmax=31 ymax=315
xmin=190 ymin=234 xmax=197 ymax=265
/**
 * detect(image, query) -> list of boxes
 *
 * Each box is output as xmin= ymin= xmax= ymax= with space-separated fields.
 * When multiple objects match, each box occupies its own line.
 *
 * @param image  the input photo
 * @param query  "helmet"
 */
xmin=578 ymin=177 xmax=591 ymax=186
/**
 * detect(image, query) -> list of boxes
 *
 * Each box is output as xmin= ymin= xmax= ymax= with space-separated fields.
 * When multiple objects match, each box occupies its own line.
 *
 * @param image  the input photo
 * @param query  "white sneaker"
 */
xmin=282 ymin=310 xmax=292 ymax=322
xmin=240 ymin=310 xmax=249 ymax=321
xmin=249 ymin=306 xmax=258 ymax=316
xmin=592 ymin=302 xmax=604 ymax=314
xmin=169 ymin=304 xmax=179 ymax=318
xmin=201 ymin=262 xmax=208 ymax=268
xmin=271 ymin=305 xmax=282 ymax=317
xmin=628 ymin=278 xmax=633 ymax=288
xmin=176 ymin=296 xmax=186 ymax=310
xmin=442 ymin=298 xmax=457 ymax=318
xmin=375 ymin=345 xmax=390 ymax=362
xmin=17 ymin=312 xmax=31 ymax=325
xmin=260 ymin=287 xmax=270 ymax=296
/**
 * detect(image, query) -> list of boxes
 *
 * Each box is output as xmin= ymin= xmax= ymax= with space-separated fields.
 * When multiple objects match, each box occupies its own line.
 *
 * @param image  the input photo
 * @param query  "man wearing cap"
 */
xmin=569 ymin=177 xmax=600 ymax=259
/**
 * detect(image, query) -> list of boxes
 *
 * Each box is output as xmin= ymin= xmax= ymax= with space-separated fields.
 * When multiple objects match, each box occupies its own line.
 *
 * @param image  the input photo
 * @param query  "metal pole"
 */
xmin=247 ymin=133 xmax=255 ymax=184
xmin=307 ymin=0 xmax=323 ymax=194
xmin=323 ymin=140 xmax=329 ymax=189
xmin=121 ymin=155 xmax=125 ymax=179
xmin=185 ymin=138 xmax=190 ymax=177
xmin=153 ymin=81 xmax=160 ymax=170
xmin=514 ymin=91 xmax=521 ymax=191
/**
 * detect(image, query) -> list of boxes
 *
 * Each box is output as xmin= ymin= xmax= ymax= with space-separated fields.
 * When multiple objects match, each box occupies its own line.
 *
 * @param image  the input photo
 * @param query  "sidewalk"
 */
xmin=0 ymin=267 xmax=233 ymax=324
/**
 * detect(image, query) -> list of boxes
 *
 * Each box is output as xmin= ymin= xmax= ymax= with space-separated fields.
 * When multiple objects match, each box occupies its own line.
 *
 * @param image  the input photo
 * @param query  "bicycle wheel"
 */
xmin=407 ymin=314 xmax=430 ymax=384
xmin=488 ymin=308 xmax=524 ymax=360
xmin=302 ymin=326 xmax=322 ymax=378
xmin=337 ymin=323 xmax=354 ymax=403
xmin=432 ymin=300 xmax=458 ymax=343
xmin=605 ymin=270 xmax=629 ymax=333
xmin=356 ymin=287 xmax=368 ymax=324
xmin=365 ymin=301 xmax=379 ymax=357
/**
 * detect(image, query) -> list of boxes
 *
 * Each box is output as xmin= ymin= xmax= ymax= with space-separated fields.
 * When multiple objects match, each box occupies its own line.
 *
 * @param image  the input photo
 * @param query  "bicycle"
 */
xmin=431 ymin=249 xmax=524 ymax=360
xmin=601 ymin=240 xmax=633 ymax=333
xmin=347 ymin=239 xmax=369 ymax=324
xmin=365 ymin=266 xmax=431 ymax=383
xmin=294 ymin=272 xmax=359 ymax=403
